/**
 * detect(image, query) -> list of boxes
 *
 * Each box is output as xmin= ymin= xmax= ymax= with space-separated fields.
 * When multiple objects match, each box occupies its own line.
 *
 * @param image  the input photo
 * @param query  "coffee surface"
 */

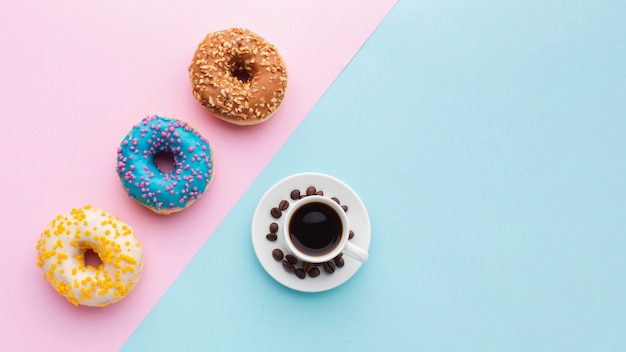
xmin=289 ymin=202 xmax=342 ymax=256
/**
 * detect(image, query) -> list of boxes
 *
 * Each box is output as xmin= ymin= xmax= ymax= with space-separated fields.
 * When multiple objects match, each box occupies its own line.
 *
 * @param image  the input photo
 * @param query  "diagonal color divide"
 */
xmin=0 ymin=0 xmax=396 ymax=350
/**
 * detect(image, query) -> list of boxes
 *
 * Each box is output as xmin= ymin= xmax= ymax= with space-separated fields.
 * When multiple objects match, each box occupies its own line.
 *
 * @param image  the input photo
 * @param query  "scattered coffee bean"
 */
xmin=334 ymin=257 xmax=345 ymax=267
xmin=282 ymin=260 xmax=295 ymax=273
xmin=269 ymin=222 xmax=278 ymax=233
xmin=331 ymin=197 xmax=340 ymax=204
xmin=316 ymin=190 xmax=324 ymax=196
xmin=341 ymin=205 xmax=348 ymax=212
xmin=308 ymin=267 xmax=321 ymax=278
xmin=279 ymin=199 xmax=289 ymax=210
xmin=349 ymin=230 xmax=354 ymax=240
xmin=313 ymin=262 xmax=323 ymax=266
xmin=266 ymin=233 xmax=278 ymax=241
xmin=270 ymin=207 xmax=282 ymax=218
xmin=306 ymin=186 xmax=316 ymax=196
xmin=323 ymin=261 xmax=336 ymax=274
xmin=272 ymin=248 xmax=284 ymax=261
xmin=301 ymin=261 xmax=313 ymax=273
xmin=295 ymin=268 xmax=306 ymax=279
xmin=290 ymin=189 xmax=301 ymax=200
xmin=333 ymin=253 xmax=343 ymax=260
xmin=286 ymin=254 xmax=297 ymax=264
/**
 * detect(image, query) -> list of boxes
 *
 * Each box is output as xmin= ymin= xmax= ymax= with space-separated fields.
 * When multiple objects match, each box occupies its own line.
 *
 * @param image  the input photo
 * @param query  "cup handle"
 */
xmin=342 ymin=242 xmax=369 ymax=262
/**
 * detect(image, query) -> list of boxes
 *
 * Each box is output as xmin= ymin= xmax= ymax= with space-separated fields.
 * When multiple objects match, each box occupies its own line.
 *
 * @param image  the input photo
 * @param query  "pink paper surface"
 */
xmin=0 ymin=0 xmax=396 ymax=350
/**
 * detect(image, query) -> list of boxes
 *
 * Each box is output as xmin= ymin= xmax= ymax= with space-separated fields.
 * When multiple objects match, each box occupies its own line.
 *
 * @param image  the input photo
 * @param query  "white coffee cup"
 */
xmin=282 ymin=195 xmax=369 ymax=263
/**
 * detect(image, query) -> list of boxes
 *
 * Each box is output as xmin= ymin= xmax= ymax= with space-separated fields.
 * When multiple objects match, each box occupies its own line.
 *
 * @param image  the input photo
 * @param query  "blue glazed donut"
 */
xmin=116 ymin=115 xmax=215 ymax=214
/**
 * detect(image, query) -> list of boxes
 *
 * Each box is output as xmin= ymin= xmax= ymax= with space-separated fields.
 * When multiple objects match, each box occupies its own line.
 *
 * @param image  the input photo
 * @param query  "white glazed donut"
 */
xmin=36 ymin=205 xmax=144 ymax=307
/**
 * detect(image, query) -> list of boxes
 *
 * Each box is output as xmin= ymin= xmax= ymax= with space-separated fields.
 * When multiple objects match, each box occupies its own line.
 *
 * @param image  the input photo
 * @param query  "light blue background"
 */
xmin=124 ymin=1 xmax=626 ymax=350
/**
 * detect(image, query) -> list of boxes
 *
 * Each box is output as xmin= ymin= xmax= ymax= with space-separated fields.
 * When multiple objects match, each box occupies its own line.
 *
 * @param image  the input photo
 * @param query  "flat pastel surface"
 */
xmin=0 ymin=0 xmax=395 ymax=350
xmin=125 ymin=0 xmax=626 ymax=351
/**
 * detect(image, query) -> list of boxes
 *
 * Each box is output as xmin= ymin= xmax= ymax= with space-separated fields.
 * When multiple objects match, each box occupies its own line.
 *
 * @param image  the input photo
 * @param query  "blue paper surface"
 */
xmin=124 ymin=1 xmax=626 ymax=350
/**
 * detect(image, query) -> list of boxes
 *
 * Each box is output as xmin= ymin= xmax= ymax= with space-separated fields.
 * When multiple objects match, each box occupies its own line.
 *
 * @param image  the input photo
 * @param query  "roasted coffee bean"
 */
xmin=341 ymin=205 xmax=348 ymax=212
xmin=333 ymin=253 xmax=343 ymax=260
xmin=272 ymin=248 xmax=284 ymax=261
xmin=269 ymin=222 xmax=279 ymax=233
xmin=295 ymin=268 xmax=306 ymax=279
xmin=313 ymin=262 xmax=323 ymax=266
xmin=282 ymin=260 xmax=295 ymax=273
xmin=306 ymin=186 xmax=316 ymax=196
xmin=349 ymin=230 xmax=354 ymax=240
xmin=331 ymin=197 xmax=340 ymax=204
xmin=286 ymin=254 xmax=297 ymax=264
xmin=308 ymin=267 xmax=321 ymax=278
xmin=334 ymin=257 xmax=345 ymax=267
xmin=290 ymin=189 xmax=301 ymax=200
xmin=266 ymin=233 xmax=278 ymax=241
xmin=323 ymin=261 xmax=336 ymax=274
xmin=316 ymin=190 xmax=324 ymax=196
xmin=301 ymin=261 xmax=313 ymax=273
xmin=279 ymin=200 xmax=289 ymax=210
xmin=270 ymin=207 xmax=282 ymax=218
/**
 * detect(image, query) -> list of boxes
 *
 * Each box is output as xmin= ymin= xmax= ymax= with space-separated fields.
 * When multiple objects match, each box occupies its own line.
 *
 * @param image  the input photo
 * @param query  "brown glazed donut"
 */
xmin=189 ymin=28 xmax=288 ymax=125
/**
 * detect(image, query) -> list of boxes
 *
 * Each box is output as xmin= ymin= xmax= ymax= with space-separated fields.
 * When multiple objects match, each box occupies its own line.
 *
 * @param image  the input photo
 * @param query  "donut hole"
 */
xmin=229 ymin=57 xmax=255 ymax=84
xmin=84 ymin=248 xmax=103 ymax=268
xmin=154 ymin=151 xmax=176 ymax=174
xmin=231 ymin=65 xmax=251 ymax=83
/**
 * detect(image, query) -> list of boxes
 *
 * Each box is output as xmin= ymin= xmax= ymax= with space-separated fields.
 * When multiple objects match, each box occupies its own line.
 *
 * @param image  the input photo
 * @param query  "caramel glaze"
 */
xmin=189 ymin=28 xmax=288 ymax=125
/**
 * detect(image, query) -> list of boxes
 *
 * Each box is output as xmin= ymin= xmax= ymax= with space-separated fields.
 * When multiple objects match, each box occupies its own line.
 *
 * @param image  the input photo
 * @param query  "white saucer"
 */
xmin=251 ymin=172 xmax=371 ymax=292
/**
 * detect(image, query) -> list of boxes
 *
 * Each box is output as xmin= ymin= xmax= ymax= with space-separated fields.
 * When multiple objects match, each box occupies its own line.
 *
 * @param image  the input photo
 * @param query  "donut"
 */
xmin=189 ymin=28 xmax=288 ymax=125
xmin=36 ymin=205 xmax=143 ymax=307
xmin=116 ymin=115 xmax=215 ymax=215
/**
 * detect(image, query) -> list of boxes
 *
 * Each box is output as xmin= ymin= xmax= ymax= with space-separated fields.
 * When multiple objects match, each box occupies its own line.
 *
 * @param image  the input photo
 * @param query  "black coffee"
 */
xmin=289 ymin=202 xmax=342 ymax=256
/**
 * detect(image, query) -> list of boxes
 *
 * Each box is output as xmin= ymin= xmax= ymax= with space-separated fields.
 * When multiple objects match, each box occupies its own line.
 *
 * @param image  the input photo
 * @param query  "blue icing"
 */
xmin=116 ymin=115 xmax=214 ymax=213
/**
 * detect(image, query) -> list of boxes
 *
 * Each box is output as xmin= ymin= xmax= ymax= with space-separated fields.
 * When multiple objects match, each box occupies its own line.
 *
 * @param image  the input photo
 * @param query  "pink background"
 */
xmin=0 ymin=0 xmax=395 ymax=350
